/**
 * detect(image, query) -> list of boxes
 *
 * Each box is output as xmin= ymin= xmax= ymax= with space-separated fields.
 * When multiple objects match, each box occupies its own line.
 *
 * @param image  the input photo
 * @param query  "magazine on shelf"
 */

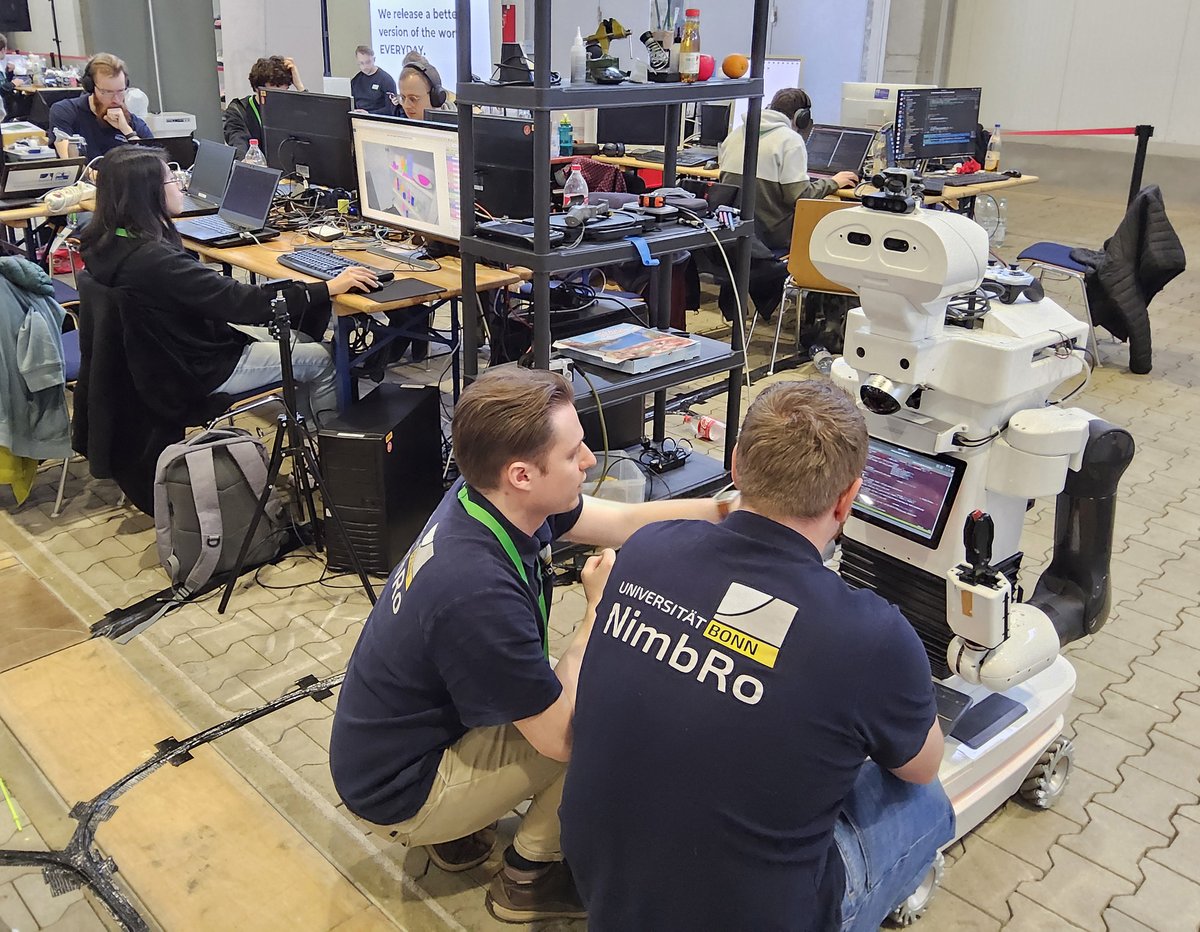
xmin=552 ymin=323 xmax=701 ymax=374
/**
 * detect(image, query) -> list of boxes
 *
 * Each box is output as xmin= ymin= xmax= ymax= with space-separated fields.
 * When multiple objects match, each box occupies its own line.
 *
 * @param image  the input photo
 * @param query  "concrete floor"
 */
xmin=1 ymin=173 xmax=1198 ymax=930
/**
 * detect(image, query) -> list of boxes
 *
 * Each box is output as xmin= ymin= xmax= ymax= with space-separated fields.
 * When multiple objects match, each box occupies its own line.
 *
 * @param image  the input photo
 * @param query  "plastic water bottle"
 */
xmin=562 ymin=163 xmax=588 ymax=207
xmin=243 ymin=139 xmax=268 ymax=167
xmin=684 ymin=414 xmax=725 ymax=442
xmin=570 ymin=28 xmax=587 ymax=85
xmin=558 ymin=115 xmax=574 ymax=157
xmin=810 ymin=345 xmax=834 ymax=375
xmin=984 ymin=123 xmax=1002 ymax=171
xmin=994 ymin=197 xmax=1008 ymax=246
xmin=974 ymin=196 xmax=999 ymax=242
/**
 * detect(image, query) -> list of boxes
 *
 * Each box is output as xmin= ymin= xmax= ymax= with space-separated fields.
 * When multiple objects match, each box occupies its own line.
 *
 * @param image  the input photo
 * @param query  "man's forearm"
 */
xmin=566 ymin=494 xmax=728 ymax=549
xmin=555 ymin=598 xmax=601 ymax=709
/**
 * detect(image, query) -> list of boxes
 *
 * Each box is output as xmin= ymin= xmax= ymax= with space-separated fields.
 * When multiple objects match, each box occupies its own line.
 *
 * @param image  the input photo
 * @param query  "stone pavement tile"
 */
xmin=296 ymin=601 xmax=368 ymax=639
xmin=296 ymin=761 xmax=341 ymax=807
xmin=1161 ymin=608 xmax=1200 ymax=652
xmin=1068 ymin=657 xmax=1130 ymax=708
xmin=248 ymin=589 xmax=343 ymax=631
xmin=245 ymin=693 xmax=332 ymax=746
xmin=58 ymin=536 xmax=138 ymax=574
xmin=891 ymin=886 xmax=1002 ymax=931
xmin=1103 ymin=607 xmax=1176 ymax=650
xmin=1077 ymin=693 xmax=1172 ymax=750
xmin=1146 ymin=814 xmax=1200 ymax=883
xmin=1016 ymin=844 xmax=1134 ymax=932
xmin=1052 ymin=765 xmax=1116 ymax=827
xmin=1110 ymin=538 xmax=1182 ymax=574
xmin=1153 ymin=502 xmax=1200 ymax=536
xmin=177 ymin=640 xmax=272 ymax=694
xmin=1130 ymin=731 xmax=1200 ymax=794
xmin=1143 ymin=553 xmax=1200 ymax=600
xmin=244 ymin=624 xmax=332 ymax=665
xmin=1066 ymin=632 xmax=1152 ymax=677
xmin=11 ymin=871 xmax=84 ymax=926
xmin=941 ymin=836 xmax=1042 ymax=922
xmin=1121 ymin=484 xmax=1188 ymax=518
xmin=239 ymin=646 xmax=333 ymax=701
xmin=976 ymin=801 xmax=1081 ymax=872
xmin=1094 ymin=764 xmax=1198 ymax=836
xmin=153 ymin=630 xmax=214 ymax=667
xmin=209 ymin=674 xmax=269 ymax=714
xmin=1067 ymin=721 xmax=1144 ymax=784
xmin=39 ymin=898 xmax=109 ymax=931
xmin=1108 ymin=860 xmax=1200 ymax=932
xmin=1130 ymin=520 xmax=1199 ymax=555
xmin=188 ymin=611 xmax=275 ymax=658
xmin=1101 ymin=908 xmax=1158 ymax=931
xmin=1110 ymin=662 xmax=1197 ymax=714
xmin=1140 ymin=638 xmax=1200 ymax=685
xmin=1117 ymin=586 xmax=1198 ymax=626
xmin=299 ymin=713 xmax=335 ymax=751
xmin=0 ymin=881 xmax=37 ymax=932
xmin=1059 ymin=803 xmax=1168 ymax=883
xmin=269 ymin=726 xmax=330 ymax=772
xmin=1113 ymin=501 xmax=1165 ymax=538
xmin=1158 ymin=694 xmax=1200 ymax=749
xmin=1006 ymin=892 xmax=1087 ymax=931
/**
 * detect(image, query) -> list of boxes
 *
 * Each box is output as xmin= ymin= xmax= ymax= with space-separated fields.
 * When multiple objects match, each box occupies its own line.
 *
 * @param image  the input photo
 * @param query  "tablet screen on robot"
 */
xmin=852 ymin=439 xmax=965 ymax=547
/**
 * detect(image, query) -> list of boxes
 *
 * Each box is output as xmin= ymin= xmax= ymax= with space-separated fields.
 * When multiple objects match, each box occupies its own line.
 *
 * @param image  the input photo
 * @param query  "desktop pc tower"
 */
xmin=318 ymin=384 xmax=443 ymax=576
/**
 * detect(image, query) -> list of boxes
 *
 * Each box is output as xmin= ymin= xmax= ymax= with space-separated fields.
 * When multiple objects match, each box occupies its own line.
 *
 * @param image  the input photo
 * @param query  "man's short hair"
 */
xmin=769 ymin=87 xmax=812 ymax=121
xmin=452 ymin=368 xmax=575 ymax=491
xmin=0 ymin=34 xmax=7 ymax=51
xmin=736 ymin=380 xmax=868 ymax=520
xmin=88 ymin=53 xmax=129 ymax=88
xmin=355 ymin=45 xmax=374 ymax=57
xmin=248 ymin=56 xmax=292 ymax=90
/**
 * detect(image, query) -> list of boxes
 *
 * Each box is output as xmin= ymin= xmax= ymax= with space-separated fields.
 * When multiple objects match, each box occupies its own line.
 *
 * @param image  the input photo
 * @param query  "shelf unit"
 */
xmin=453 ymin=0 xmax=771 ymax=495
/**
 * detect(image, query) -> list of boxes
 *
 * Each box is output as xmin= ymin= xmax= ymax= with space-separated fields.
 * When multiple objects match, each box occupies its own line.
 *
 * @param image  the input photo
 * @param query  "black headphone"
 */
xmin=402 ymin=61 xmax=447 ymax=108
xmin=81 ymin=55 xmax=131 ymax=95
xmin=792 ymin=107 xmax=813 ymax=134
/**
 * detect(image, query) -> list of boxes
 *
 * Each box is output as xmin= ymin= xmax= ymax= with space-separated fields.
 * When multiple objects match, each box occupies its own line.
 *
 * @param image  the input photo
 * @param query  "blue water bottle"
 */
xmin=558 ymin=115 xmax=574 ymax=157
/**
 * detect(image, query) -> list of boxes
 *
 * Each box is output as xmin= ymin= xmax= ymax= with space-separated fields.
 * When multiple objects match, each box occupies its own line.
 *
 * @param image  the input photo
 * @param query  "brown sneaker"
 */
xmin=426 ymin=824 xmax=497 ymax=873
xmin=485 ymin=860 xmax=587 ymax=923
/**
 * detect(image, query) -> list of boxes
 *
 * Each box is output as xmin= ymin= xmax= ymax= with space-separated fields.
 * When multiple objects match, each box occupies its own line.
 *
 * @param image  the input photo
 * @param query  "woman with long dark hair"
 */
xmin=79 ymin=145 xmax=376 ymax=427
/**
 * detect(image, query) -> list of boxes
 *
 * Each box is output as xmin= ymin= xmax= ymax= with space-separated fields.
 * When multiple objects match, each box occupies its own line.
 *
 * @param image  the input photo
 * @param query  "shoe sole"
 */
xmin=484 ymin=894 xmax=587 ymax=924
xmin=427 ymin=844 xmax=493 ymax=873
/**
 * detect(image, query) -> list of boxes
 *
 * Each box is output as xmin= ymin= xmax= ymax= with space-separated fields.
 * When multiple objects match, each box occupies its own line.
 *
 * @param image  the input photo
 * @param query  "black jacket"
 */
xmin=1070 ymin=185 xmax=1186 ymax=375
xmin=74 ymin=235 xmax=331 ymax=511
xmin=223 ymin=95 xmax=263 ymax=159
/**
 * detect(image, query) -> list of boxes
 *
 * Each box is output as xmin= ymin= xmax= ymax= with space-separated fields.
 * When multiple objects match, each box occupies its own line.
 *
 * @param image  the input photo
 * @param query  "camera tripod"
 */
xmin=217 ymin=281 xmax=376 ymax=614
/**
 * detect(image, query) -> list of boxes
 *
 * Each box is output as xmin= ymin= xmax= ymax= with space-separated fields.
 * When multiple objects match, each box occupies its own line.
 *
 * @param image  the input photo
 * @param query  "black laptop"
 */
xmin=174 ymin=160 xmax=281 ymax=245
xmin=0 ymin=156 xmax=86 ymax=209
xmin=805 ymin=124 xmax=876 ymax=179
xmin=175 ymin=139 xmax=237 ymax=217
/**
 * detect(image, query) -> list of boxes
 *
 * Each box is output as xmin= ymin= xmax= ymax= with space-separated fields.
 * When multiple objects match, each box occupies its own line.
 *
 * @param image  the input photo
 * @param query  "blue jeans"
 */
xmin=211 ymin=326 xmax=337 ymax=428
xmin=834 ymin=762 xmax=955 ymax=932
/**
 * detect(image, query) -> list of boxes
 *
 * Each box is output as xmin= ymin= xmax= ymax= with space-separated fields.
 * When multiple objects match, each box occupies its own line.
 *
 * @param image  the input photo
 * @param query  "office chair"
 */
xmin=1017 ymin=242 xmax=1102 ymax=369
xmin=763 ymin=199 xmax=857 ymax=375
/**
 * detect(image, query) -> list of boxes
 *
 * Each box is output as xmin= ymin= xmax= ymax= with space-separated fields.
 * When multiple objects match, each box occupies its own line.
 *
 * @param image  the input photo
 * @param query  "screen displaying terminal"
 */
xmin=851 ymin=439 xmax=965 ymax=547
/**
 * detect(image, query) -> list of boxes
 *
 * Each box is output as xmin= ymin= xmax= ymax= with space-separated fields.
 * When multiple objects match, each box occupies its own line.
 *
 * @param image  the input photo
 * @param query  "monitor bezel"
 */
xmin=851 ymin=438 xmax=967 ymax=548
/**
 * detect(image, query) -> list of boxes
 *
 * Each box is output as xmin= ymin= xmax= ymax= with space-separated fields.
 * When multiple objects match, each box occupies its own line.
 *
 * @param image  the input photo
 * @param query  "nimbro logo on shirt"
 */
xmin=605 ymin=580 xmax=797 ymax=706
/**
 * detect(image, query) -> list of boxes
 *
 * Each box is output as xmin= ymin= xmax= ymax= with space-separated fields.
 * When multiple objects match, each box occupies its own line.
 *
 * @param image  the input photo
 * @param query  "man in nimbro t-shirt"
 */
xmin=562 ymin=380 xmax=955 ymax=932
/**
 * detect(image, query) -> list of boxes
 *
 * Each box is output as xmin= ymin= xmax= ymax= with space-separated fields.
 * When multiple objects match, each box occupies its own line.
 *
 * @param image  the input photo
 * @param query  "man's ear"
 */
xmin=504 ymin=459 xmax=537 ymax=493
xmin=832 ymin=477 xmax=862 ymax=524
xmin=730 ymin=444 xmax=741 ymax=489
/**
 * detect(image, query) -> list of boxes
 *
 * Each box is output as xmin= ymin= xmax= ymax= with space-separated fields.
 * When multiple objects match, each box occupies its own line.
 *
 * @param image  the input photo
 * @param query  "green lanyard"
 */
xmin=458 ymin=485 xmax=549 ymax=658
xmin=115 ymin=227 xmax=132 ymax=238
xmin=248 ymin=95 xmax=262 ymax=132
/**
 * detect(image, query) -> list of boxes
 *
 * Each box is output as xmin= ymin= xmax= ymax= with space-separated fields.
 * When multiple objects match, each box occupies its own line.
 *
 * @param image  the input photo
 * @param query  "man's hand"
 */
xmin=104 ymin=107 xmax=133 ymax=135
xmin=283 ymin=57 xmax=305 ymax=92
xmin=833 ymin=171 xmax=859 ymax=189
xmin=581 ymin=548 xmax=615 ymax=606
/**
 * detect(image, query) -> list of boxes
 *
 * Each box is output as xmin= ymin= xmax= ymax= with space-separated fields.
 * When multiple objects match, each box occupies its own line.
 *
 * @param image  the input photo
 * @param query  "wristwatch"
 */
xmin=124 ymin=132 xmax=139 ymax=140
xmin=714 ymin=491 xmax=739 ymax=519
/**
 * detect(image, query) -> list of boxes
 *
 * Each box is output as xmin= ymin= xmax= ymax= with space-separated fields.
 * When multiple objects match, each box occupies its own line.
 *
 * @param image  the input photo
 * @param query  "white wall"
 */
xmin=5 ymin=0 xmax=87 ymax=60
xmin=222 ymin=0 xmax=325 ymax=101
xmin=947 ymin=0 xmax=1199 ymax=155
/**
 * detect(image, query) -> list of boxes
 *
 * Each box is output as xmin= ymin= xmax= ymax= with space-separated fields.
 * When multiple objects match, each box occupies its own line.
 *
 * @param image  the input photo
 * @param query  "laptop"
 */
xmin=174 ymin=160 xmax=281 ymax=245
xmin=0 ymin=156 xmax=85 ymax=209
xmin=805 ymin=124 xmax=876 ymax=179
xmin=131 ymin=135 xmax=198 ymax=169
xmin=174 ymin=140 xmax=237 ymax=217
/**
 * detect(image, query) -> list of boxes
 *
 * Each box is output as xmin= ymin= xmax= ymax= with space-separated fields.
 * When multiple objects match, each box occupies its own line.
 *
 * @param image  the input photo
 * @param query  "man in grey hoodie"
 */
xmin=718 ymin=88 xmax=858 ymax=253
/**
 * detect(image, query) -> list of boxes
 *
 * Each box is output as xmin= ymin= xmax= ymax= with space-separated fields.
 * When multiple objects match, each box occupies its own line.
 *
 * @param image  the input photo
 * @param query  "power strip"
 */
xmin=642 ymin=443 xmax=690 ymax=473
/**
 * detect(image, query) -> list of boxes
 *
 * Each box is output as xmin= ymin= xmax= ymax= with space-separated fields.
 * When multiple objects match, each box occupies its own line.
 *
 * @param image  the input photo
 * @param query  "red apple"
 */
xmin=697 ymin=54 xmax=715 ymax=81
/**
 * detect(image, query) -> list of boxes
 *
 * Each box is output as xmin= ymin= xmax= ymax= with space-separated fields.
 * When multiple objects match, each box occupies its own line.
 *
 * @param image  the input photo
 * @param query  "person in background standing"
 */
xmin=350 ymin=45 xmax=396 ymax=115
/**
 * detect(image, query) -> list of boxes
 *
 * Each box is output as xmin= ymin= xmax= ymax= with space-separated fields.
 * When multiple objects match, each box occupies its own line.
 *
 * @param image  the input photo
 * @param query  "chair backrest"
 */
xmin=787 ymin=199 xmax=857 ymax=295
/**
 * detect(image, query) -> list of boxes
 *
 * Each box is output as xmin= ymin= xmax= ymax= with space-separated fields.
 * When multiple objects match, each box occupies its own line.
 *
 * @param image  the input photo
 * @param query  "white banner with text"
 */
xmin=369 ymin=0 xmax=492 ymax=90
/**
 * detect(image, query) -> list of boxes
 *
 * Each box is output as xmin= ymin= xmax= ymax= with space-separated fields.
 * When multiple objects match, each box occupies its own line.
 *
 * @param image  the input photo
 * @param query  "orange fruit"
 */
xmin=722 ymin=54 xmax=749 ymax=79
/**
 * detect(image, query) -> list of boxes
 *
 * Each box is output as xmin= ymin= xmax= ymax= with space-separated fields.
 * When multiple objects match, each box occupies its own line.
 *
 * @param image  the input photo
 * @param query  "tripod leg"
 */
xmin=218 ymin=420 xmax=288 ymax=615
xmin=285 ymin=415 xmax=324 ymax=550
xmin=296 ymin=442 xmax=377 ymax=604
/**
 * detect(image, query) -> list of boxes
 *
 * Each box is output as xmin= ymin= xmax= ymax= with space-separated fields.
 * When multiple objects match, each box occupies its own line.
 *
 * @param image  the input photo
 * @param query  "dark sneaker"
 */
xmin=485 ymin=860 xmax=587 ymax=923
xmin=426 ymin=824 xmax=497 ymax=873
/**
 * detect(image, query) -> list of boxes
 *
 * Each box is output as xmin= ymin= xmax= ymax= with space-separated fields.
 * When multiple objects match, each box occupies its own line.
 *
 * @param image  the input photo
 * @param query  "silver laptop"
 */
xmin=177 ymin=140 xmax=237 ymax=216
xmin=0 ymin=157 xmax=85 ymax=209
xmin=806 ymin=124 xmax=876 ymax=179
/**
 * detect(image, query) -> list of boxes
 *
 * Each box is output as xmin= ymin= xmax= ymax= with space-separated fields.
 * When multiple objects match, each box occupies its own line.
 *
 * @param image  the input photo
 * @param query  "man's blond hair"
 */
xmin=452 ymin=368 xmax=574 ymax=491
xmin=736 ymin=380 xmax=868 ymax=520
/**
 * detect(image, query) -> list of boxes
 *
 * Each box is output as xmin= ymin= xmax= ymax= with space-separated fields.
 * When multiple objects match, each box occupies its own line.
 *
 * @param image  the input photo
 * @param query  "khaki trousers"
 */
xmin=376 ymin=723 xmax=566 ymax=862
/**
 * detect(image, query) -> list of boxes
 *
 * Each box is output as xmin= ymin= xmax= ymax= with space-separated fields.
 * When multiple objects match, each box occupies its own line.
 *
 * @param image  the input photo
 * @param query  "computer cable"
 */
xmin=576 ymin=366 xmax=609 ymax=496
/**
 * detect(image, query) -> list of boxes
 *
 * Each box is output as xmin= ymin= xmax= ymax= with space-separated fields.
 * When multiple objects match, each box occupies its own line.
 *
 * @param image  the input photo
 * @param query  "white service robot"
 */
xmin=810 ymin=170 xmax=1134 ymax=923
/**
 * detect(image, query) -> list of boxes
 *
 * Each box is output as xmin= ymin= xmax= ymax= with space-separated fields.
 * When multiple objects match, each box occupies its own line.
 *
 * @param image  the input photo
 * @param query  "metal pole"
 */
xmin=1128 ymin=124 xmax=1153 ymax=207
xmin=320 ymin=0 xmax=332 ymax=77
xmin=48 ymin=0 xmax=64 ymax=68
xmin=146 ymin=0 xmax=165 ymax=112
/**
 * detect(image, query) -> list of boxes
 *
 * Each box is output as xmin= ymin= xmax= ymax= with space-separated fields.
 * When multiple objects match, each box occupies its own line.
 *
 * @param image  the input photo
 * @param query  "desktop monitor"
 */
xmin=351 ymin=113 xmax=463 ymax=242
xmin=424 ymin=109 xmax=458 ymax=127
xmin=840 ymin=82 xmax=935 ymax=129
xmin=699 ymin=103 xmax=731 ymax=147
xmin=262 ymin=89 xmax=355 ymax=189
xmin=892 ymin=87 xmax=982 ymax=164
xmin=851 ymin=438 xmax=966 ymax=548
xmin=596 ymin=105 xmax=670 ymax=146
xmin=731 ymin=57 xmax=803 ymax=128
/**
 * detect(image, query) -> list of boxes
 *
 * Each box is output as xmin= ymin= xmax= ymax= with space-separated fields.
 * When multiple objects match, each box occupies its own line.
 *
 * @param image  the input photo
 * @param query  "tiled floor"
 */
xmin=0 ymin=177 xmax=1198 ymax=930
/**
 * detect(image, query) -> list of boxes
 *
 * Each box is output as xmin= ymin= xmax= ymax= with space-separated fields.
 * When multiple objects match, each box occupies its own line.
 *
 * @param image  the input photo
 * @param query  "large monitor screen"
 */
xmin=852 ymin=439 xmax=965 ymax=547
xmin=352 ymin=114 xmax=462 ymax=242
xmin=892 ymin=87 xmax=982 ymax=163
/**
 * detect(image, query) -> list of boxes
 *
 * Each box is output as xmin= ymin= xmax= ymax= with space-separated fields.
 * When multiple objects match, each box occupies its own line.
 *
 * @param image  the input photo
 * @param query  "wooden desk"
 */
xmin=182 ymin=231 xmax=527 ymax=409
xmin=594 ymin=153 xmax=720 ymax=181
xmin=1 ymin=123 xmax=49 ymax=146
xmin=837 ymin=173 xmax=1039 ymax=206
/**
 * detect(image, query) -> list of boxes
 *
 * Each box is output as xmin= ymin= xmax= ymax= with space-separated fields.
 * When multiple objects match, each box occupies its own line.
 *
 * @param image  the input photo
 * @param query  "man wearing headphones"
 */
xmin=223 ymin=55 xmax=305 ymax=159
xmin=50 ymin=53 xmax=154 ymax=158
xmin=391 ymin=52 xmax=450 ymax=120
xmin=718 ymin=88 xmax=857 ymax=253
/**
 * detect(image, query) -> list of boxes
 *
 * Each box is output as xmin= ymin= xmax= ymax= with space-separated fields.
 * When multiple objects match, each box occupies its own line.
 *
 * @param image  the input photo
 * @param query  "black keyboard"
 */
xmin=934 ymin=682 xmax=972 ymax=734
xmin=632 ymin=147 xmax=718 ymax=167
xmin=921 ymin=172 xmax=1010 ymax=195
xmin=277 ymin=247 xmax=376 ymax=280
xmin=176 ymin=215 xmax=239 ymax=237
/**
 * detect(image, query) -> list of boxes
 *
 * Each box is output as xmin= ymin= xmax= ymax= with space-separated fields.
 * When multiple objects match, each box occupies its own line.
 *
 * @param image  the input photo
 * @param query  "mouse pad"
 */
xmin=362 ymin=278 xmax=447 ymax=304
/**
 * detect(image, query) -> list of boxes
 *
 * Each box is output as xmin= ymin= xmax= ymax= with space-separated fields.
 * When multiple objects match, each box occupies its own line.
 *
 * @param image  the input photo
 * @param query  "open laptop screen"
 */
xmin=806 ymin=125 xmax=875 ymax=175
xmin=1 ymin=159 xmax=83 ymax=195
xmin=217 ymin=161 xmax=281 ymax=229
xmin=188 ymin=140 xmax=237 ymax=204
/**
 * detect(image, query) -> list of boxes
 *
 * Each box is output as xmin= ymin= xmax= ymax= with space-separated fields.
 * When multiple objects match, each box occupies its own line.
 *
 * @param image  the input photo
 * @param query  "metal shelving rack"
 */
xmin=454 ymin=0 xmax=770 ymax=496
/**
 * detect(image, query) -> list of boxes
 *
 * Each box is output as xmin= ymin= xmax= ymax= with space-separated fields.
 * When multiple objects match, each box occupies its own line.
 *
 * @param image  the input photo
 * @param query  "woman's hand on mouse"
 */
xmin=327 ymin=266 xmax=380 ymax=295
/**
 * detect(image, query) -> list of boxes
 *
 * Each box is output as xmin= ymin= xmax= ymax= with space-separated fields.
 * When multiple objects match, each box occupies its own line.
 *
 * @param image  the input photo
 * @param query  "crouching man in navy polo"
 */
xmin=330 ymin=367 xmax=736 ymax=923
xmin=562 ymin=380 xmax=955 ymax=932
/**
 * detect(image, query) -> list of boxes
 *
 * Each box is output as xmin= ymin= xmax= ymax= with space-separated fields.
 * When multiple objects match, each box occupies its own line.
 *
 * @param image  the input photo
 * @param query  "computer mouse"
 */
xmin=377 ymin=271 xmax=396 ymax=283
xmin=704 ymin=159 xmax=718 ymax=170
xmin=1003 ymin=169 xmax=1023 ymax=178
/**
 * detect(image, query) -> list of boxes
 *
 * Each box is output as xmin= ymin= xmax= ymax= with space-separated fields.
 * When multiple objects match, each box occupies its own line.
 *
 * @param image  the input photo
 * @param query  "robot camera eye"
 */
xmin=848 ymin=231 xmax=872 ymax=247
xmin=860 ymin=374 xmax=914 ymax=416
xmin=883 ymin=237 xmax=911 ymax=253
